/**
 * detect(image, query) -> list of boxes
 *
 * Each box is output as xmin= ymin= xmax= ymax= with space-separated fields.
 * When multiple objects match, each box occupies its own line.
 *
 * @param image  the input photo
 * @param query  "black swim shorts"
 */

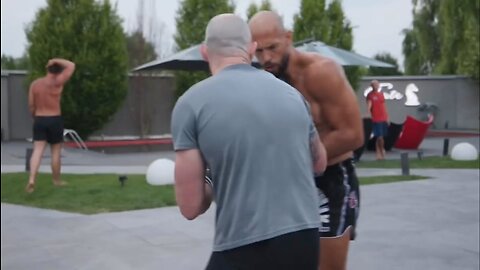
xmin=315 ymin=158 xmax=360 ymax=240
xmin=33 ymin=116 xmax=64 ymax=144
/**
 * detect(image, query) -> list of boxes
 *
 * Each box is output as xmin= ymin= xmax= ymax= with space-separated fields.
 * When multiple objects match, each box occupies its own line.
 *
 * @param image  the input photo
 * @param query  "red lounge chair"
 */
xmin=394 ymin=115 xmax=434 ymax=150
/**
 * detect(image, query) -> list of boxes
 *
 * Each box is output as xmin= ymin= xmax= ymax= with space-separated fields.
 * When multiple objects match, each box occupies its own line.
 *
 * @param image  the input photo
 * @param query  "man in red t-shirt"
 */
xmin=366 ymin=80 xmax=389 ymax=160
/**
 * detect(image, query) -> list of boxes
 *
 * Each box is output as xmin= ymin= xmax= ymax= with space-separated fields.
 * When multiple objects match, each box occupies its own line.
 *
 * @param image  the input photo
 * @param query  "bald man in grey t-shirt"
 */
xmin=171 ymin=13 xmax=327 ymax=270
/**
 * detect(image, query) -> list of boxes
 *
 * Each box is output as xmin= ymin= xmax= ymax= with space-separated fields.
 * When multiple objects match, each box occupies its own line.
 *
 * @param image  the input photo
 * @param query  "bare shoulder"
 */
xmin=306 ymin=54 xmax=342 ymax=76
xmin=32 ymin=78 xmax=42 ymax=84
xmin=302 ymin=53 xmax=352 ymax=100
xmin=29 ymin=78 xmax=43 ymax=90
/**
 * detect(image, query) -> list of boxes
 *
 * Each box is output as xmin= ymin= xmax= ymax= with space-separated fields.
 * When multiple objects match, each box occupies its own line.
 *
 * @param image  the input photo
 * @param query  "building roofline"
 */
xmin=1 ymin=70 xmax=28 ymax=75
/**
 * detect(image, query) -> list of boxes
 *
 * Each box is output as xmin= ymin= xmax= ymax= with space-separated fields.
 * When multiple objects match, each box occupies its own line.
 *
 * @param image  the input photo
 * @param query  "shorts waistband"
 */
xmin=327 ymin=158 xmax=354 ymax=170
xmin=34 ymin=115 xmax=62 ymax=119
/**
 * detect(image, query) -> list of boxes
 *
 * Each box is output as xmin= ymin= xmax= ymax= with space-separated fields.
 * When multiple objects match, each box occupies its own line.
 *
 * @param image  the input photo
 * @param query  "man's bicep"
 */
xmin=175 ymin=149 xmax=204 ymax=182
xmin=310 ymin=63 xmax=360 ymax=130
xmin=309 ymin=128 xmax=319 ymax=160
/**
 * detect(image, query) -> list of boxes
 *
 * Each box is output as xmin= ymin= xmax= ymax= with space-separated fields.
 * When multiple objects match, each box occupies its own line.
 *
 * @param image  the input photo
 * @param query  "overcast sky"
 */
xmin=1 ymin=0 xmax=413 ymax=69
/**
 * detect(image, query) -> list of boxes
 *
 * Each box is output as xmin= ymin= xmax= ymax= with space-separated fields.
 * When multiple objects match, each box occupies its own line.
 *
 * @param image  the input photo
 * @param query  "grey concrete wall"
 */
xmin=455 ymin=79 xmax=480 ymax=130
xmin=3 ymin=72 xmax=33 ymax=140
xmin=1 ymin=71 xmax=10 ymax=140
xmin=1 ymin=71 xmax=175 ymax=141
xmin=357 ymin=76 xmax=479 ymax=130
xmin=3 ymin=71 xmax=478 ymax=141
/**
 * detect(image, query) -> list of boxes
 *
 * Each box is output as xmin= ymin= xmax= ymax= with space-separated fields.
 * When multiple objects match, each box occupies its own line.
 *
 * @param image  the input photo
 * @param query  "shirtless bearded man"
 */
xmin=249 ymin=11 xmax=364 ymax=270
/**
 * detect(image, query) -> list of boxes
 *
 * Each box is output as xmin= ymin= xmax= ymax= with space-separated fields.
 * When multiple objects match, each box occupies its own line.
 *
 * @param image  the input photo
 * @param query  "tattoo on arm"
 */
xmin=310 ymin=131 xmax=320 ymax=166
xmin=310 ymin=130 xmax=323 ymax=177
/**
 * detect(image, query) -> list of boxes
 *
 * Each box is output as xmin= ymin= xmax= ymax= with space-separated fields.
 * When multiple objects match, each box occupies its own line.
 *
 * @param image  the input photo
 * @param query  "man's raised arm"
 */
xmin=47 ymin=58 xmax=75 ymax=85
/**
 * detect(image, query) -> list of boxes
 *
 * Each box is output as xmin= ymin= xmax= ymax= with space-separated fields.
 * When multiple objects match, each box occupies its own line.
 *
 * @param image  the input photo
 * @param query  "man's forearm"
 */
xmin=48 ymin=58 xmax=75 ymax=73
xmin=310 ymin=131 xmax=327 ymax=175
xmin=321 ymin=129 xmax=363 ymax=159
xmin=52 ymin=58 xmax=73 ymax=66
xmin=54 ymin=58 xmax=75 ymax=70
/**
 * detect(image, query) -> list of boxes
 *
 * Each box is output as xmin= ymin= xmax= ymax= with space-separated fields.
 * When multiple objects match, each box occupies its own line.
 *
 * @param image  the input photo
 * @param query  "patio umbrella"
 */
xmin=295 ymin=41 xmax=394 ymax=68
xmin=133 ymin=45 xmax=261 ymax=72
xmin=134 ymin=45 xmax=207 ymax=72
xmin=134 ymin=40 xmax=393 ymax=72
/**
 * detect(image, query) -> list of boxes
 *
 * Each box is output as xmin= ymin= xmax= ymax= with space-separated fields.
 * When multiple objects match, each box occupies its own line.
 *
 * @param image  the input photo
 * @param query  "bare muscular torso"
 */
xmin=286 ymin=51 xmax=363 ymax=165
xmin=29 ymin=77 xmax=63 ymax=116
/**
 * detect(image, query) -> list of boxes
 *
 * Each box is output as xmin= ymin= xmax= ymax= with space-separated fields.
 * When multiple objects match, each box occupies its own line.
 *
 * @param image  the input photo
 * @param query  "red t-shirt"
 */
xmin=367 ymin=90 xmax=388 ymax=122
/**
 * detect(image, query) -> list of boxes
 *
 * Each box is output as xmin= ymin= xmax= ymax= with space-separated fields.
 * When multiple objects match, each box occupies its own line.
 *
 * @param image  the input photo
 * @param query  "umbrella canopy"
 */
xmin=134 ymin=40 xmax=393 ymax=72
xmin=133 ymin=45 xmax=260 ymax=72
xmin=133 ymin=45 xmax=207 ymax=72
xmin=296 ymin=41 xmax=394 ymax=68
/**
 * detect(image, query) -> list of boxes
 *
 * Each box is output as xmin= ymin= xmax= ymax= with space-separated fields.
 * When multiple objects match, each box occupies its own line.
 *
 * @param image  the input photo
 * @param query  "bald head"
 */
xmin=248 ymin=11 xmax=292 ymax=77
xmin=248 ymin=10 xmax=285 ymax=36
xmin=205 ymin=13 xmax=251 ymax=57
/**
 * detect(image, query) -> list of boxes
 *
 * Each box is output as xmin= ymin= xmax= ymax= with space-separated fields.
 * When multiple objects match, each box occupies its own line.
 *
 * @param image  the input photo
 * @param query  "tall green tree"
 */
xmin=293 ymin=0 xmax=364 ymax=90
xmin=436 ymin=0 xmax=479 ymax=79
xmin=293 ymin=0 xmax=327 ymax=42
xmin=402 ymin=0 xmax=479 ymax=80
xmin=174 ymin=0 xmax=235 ymax=98
xmin=402 ymin=28 xmax=428 ymax=75
xmin=1 ymin=55 xmax=17 ymax=70
xmin=246 ymin=0 xmax=274 ymax=20
xmin=127 ymin=0 xmax=170 ymax=70
xmin=126 ymin=0 xmax=165 ymax=137
xmin=1 ymin=54 xmax=29 ymax=70
xmin=126 ymin=31 xmax=157 ymax=69
xmin=367 ymin=52 xmax=403 ymax=76
xmin=25 ymin=0 xmax=128 ymax=138
xmin=413 ymin=0 xmax=440 ymax=74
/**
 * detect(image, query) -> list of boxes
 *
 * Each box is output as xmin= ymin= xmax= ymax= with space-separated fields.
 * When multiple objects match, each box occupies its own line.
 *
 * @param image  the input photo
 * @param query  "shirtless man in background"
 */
xmin=249 ymin=11 xmax=364 ymax=270
xmin=26 ymin=58 xmax=75 ymax=193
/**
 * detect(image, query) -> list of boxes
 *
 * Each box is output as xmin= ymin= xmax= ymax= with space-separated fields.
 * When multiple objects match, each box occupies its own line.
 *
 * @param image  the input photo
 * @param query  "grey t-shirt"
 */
xmin=172 ymin=64 xmax=319 ymax=251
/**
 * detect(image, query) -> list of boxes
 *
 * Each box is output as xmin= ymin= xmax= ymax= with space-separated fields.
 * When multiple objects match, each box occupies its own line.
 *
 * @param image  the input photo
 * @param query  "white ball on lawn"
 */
xmin=146 ymin=159 xmax=175 ymax=185
xmin=451 ymin=142 xmax=478 ymax=161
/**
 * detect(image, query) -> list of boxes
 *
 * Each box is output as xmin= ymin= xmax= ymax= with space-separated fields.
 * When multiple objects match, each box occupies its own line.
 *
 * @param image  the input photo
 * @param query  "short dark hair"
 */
xmin=47 ymin=63 xmax=64 ymax=74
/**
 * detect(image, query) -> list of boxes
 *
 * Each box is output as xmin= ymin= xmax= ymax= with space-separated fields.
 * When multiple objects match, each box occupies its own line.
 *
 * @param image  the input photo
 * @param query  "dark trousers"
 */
xmin=206 ymin=228 xmax=319 ymax=270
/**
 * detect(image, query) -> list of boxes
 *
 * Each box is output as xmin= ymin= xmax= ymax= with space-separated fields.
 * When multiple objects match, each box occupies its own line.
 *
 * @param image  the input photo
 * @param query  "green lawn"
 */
xmin=1 ymin=173 xmax=176 ymax=214
xmin=1 ymin=172 xmax=427 ymax=214
xmin=360 ymin=175 xmax=428 ymax=185
xmin=357 ymin=156 xmax=479 ymax=169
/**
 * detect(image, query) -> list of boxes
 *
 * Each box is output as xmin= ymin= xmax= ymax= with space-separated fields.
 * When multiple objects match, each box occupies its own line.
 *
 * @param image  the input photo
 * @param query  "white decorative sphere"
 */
xmin=146 ymin=159 xmax=175 ymax=185
xmin=451 ymin=143 xmax=478 ymax=161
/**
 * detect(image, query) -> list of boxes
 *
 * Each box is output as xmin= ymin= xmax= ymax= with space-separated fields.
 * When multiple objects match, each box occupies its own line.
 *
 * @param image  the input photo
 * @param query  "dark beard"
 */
xmin=273 ymin=54 xmax=291 ymax=85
